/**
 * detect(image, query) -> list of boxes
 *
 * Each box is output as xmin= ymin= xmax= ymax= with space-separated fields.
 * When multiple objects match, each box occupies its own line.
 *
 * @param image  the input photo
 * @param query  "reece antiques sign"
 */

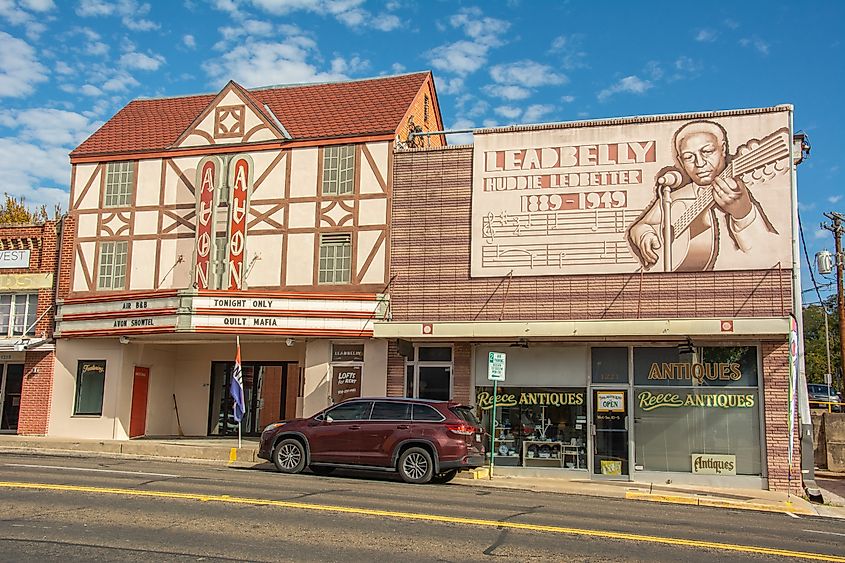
xmin=471 ymin=108 xmax=792 ymax=277
xmin=476 ymin=390 xmax=584 ymax=410
xmin=637 ymin=391 xmax=755 ymax=411
xmin=691 ymin=453 xmax=736 ymax=475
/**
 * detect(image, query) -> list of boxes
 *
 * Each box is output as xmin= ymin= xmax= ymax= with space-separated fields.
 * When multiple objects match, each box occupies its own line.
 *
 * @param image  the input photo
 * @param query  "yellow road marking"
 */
xmin=1 ymin=481 xmax=842 ymax=562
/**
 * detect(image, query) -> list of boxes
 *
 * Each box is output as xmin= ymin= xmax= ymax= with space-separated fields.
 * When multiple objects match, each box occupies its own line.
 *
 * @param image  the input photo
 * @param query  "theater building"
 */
xmin=51 ymin=72 xmax=444 ymax=440
xmin=378 ymin=106 xmax=803 ymax=491
xmin=0 ymin=220 xmax=69 ymax=436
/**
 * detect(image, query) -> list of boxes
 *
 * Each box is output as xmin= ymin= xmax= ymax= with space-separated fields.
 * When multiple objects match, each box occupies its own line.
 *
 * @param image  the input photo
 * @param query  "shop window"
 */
xmin=74 ymin=360 xmax=106 ymax=416
xmin=405 ymin=346 xmax=452 ymax=401
xmin=321 ymin=145 xmax=355 ymax=196
xmin=104 ymin=161 xmax=134 ymax=207
xmin=0 ymin=293 xmax=37 ymax=336
xmin=318 ymin=233 xmax=351 ymax=284
xmin=632 ymin=345 xmax=761 ymax=475
xmin=97 ymin=241 xmax=128 ymax=290
xmin=475 ymin=386 xmax=587 ymax=469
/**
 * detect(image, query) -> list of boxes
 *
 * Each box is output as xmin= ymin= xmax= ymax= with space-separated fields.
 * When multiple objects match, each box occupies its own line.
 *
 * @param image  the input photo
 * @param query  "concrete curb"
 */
xmin=624 ymin=491 xmax=816 ymax=516
xmin=0 ymin=447 xmax=262 ymax=470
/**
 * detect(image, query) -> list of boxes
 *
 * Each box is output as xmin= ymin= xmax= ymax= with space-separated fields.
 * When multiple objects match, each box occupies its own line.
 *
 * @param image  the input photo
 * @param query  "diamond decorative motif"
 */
xmin=321 ymin=201 xmax=353 ymax=227
xmin=214 ymin=105 xmax=245 ymax=139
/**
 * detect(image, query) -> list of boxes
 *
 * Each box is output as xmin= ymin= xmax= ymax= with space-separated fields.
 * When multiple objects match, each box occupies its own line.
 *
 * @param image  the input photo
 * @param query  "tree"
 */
xmin=802 ymin=295 xmax=841 ymax=385
xmin=0 ymin=193 xmax=62 ymax=225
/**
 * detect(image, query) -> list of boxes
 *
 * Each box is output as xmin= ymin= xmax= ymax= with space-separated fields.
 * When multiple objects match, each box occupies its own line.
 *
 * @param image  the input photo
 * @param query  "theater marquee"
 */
xmin=471 ymin=107 xmax=794 ymax=277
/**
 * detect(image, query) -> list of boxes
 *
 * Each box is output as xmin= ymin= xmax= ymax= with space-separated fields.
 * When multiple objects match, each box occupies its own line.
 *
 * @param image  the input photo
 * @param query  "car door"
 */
xmin=307 ymin=401 xmax=373 ymax=464
xmin=359 ymin=401 xmax=412 ymax=467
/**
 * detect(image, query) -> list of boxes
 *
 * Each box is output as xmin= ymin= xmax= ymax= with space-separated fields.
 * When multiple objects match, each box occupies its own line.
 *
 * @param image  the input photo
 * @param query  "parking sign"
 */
xmin=488 ymin=351 xmax=506 ymax=381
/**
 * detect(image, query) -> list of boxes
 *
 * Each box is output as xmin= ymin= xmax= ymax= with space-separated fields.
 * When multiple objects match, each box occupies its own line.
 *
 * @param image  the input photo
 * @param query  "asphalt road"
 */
xmin=0 ymin=453 xmax=843 ymax=562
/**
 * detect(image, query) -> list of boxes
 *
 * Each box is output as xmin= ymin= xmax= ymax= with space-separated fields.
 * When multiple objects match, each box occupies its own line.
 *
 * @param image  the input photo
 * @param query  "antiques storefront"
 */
xmin=471 ymin=343 xmax=765 ymax=488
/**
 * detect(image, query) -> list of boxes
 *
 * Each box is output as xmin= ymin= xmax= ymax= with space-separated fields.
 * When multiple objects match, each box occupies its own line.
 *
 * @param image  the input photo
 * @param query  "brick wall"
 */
xmin=17 ymin=350 xmax=55 ymax=435
xmin=395 ymin=76 xmax=446 ymax=149
xmin=762 ymin=340 xmax=802 ymax=494
xmin=0 ymin=220 xmax=69 ymax=436
xmin=390 ymin=147 xmax=792 ymax=322
xmin=385 ymin=340 xmax=472 ymax=404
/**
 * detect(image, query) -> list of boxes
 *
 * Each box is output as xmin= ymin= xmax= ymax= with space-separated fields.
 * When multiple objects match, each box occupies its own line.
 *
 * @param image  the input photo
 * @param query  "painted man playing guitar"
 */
xmin=628 ymin=120 xmax=783 ymax=272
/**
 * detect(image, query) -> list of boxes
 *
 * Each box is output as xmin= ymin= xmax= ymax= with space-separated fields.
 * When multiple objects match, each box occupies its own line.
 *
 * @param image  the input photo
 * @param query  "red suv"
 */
xmin=258 ymin=397 xmax=485 ymax=484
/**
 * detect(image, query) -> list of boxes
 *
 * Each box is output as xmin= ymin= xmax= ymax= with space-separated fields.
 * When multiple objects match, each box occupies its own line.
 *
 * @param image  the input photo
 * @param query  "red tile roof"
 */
xmin=72 ymin=72 xmax=431 ymax=158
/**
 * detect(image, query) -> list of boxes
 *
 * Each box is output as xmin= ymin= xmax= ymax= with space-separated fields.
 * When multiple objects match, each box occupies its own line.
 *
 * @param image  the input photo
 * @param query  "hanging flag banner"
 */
xmin=788 ymin=315 xmax=799 ymax=466
xmin=231 ymin=336 xmax=246 ymax=423
xmin=227 ymin=154 xmax=253 ymax=290
xmin=194 ymin=156 xmax=222 ymax=289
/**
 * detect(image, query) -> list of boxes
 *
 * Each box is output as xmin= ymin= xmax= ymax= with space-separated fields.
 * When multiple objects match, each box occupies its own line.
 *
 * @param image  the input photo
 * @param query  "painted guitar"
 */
xmin=655 ymin=128 xmax=791 ymax=272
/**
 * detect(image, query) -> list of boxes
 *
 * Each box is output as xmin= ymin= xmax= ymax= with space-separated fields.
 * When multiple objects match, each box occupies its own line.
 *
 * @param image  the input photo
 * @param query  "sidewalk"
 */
xmin=2 ymin=435 xmax=843 ymax=519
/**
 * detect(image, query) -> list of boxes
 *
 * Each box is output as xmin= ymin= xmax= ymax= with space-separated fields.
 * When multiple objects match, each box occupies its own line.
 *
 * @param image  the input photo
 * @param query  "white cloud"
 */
xmin=371 ymin=12 xmax=400 ymax=31
xmin=494 ymin=105 xmax=521 ymax=120
xmin=0 ymin=0 xmax=53 ymax=38
xmin=55 ymin=61 xmax=73 ymax=75
xmin=76 ymin=0 xmax=159 ymax=31
xmin=814 ymin=229 xmax=828 ymax=240
xmin=484 ymin=84 xmax=531 ymax=100
xmin=829 ymin=195 xmax=843 ymax=204
xmin=561 ymin=95 xmax=575 ymax=103
xmin=390 ymin=62 xmax=405 ymax=74
xmin=119 ymin=51 xmax=166 ymax=71
xmin=86 ymin=41 xmax=109 ymax=56
xmin=101 ymin=70 xmax=141 ymax=92
xmin=490 ymin=61 xmax=567 ymax=88
xmin=20 ymin=0 xmax=54 ymax=10
xmin=740 ymin=36 xmax=770 ymax=55
xmin=0 ymin=31 xmax=48 ymax=97
xmin=0 ymin=107 xmax=102 ymax=208
xmin=798 ymin=201 xmax=816 ymax=211
xmin=446 ymin=117 xmax=474 ymax=145
xmin=597 ymin=75 xmax=652 ymax=101
xmin=549 ymin=34 xmax=588 ymax=70
xmin=79 ymin=84 xmax=103 ymax=96
xmin=184 ymin=34 xmax=196 ymax=49
xmin=427 ymin=7 xmax=509 ymax=76
xmin=438 ymin=77 xmax=464 ymax=95
xmin=204 ymin=37 xmax=346 ymax=88
xmin=523 ymin=104 xmax=555 ymax=123
xmin=246 ymin=0 xmax=396 ymax=31
xmin=695 ymin=29 xmax=717 ymax=42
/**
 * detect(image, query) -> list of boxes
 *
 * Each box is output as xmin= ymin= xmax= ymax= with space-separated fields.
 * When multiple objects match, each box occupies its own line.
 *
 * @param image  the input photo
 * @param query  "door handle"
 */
xmin=396 ymin=425 xmax=410 ymax=429
xmin=348 ymin=425 xmax=361 ymax=430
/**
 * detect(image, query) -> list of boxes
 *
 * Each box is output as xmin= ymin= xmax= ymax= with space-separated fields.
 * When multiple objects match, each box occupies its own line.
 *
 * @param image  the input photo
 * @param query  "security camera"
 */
xmin=119 ymin=336 xmax=130 ymax=345
xmin=285 ymin=338 xmax=295 ymax=347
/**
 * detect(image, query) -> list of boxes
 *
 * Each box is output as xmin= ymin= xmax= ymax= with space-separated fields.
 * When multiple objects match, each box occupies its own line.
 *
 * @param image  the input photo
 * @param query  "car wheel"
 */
xmin=397 ymin=447 xmax=435 ymax=484
xmin=309 ymin=465 xmax=336 ymax=476
xmin=273 ymin=438 xmax=306 ymax=474
xmin=430 ymin=469 xmax=459 ymax=484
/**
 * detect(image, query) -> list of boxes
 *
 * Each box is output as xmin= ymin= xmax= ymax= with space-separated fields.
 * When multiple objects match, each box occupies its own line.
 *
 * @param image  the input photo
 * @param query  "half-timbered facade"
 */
xmin=53 ymin=72 xmax=444 ymax=439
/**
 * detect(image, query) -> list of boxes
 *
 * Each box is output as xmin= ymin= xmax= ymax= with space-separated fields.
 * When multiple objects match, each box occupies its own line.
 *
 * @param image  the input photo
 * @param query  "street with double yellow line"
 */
xmin=0 ymin=453 xmax=842 ymax=562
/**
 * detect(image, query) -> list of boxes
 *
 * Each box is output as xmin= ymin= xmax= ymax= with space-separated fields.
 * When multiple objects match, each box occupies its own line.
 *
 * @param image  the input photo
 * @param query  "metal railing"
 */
xmin=810 ymin=400 xmax=844 ymax=413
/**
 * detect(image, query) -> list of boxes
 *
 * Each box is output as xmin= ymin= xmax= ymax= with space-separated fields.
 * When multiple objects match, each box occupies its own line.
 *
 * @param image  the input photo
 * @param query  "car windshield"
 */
xmin=450 ymin=406 xmax=480 ymax=426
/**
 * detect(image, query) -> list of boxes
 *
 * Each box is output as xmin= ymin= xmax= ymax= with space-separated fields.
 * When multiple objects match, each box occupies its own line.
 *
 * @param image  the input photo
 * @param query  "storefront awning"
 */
xmin=373 ymin=317 xmax=790 ymax=340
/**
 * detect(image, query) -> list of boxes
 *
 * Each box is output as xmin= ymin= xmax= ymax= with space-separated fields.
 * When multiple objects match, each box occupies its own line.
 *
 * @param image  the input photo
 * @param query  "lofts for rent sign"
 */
xmin=471 ymin=107 xmax=794 ymax=277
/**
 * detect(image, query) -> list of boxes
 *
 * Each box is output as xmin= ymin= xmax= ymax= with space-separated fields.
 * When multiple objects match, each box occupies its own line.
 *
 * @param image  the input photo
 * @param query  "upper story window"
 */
xmin=97 ymin=241 xmax=128 ymax=290
xmin=104 ymin=161 xmax=134 ymax=207
xmin=0 ymin=294 xmax=37 ymax=336
xmin=318 ymin=233 xmax=351 ymax=284
xmin=322 ymin=145 xmax=355 ymax=196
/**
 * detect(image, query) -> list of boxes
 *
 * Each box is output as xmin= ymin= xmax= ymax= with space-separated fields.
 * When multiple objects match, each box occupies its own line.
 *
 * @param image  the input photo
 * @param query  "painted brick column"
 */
xmin=386 ymin=340 xmax=405 ymax=397
xmin=762 ymin=340 xmax=801 ymax=494
xmin=18 ymin=350 xmax=56 ymax=435
xmin=452 ymin=343 xmax=471 ymax=404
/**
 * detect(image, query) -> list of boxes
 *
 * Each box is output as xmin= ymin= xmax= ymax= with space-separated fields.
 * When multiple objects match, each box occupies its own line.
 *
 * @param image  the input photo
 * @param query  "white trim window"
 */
xmin=318 ymin=233 xmax=351 ymax=284
xmin=321 ymin=145 xmax=355 ymax=196
xmin=104 ymin=161 xmax=134 ymax=207
xmin=0 ymin=294 xmax=37 ymax=336
xmin=97 ymin=241 xmax=128 ymax=290
xmin=405 ymin=345 xmax=453 ymax=401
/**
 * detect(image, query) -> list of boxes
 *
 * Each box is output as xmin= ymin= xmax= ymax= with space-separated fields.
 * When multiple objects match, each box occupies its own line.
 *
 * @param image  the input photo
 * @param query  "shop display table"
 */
xmin=522 ymin=440 xmax=564 ymax=467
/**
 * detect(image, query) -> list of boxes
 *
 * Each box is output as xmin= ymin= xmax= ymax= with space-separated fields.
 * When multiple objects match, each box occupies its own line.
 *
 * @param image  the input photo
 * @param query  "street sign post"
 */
xmin=487 ymin=352 xmax=506 ymax=478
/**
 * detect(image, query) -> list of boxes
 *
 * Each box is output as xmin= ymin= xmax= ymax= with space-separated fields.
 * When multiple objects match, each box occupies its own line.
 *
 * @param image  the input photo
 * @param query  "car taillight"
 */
xmin=446 ymin=423 xmax=475 ymax=435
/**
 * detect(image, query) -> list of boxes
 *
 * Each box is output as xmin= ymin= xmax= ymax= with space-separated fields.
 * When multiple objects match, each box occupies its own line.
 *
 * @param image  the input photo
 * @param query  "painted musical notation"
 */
xmin=480 ymin=208 xmax=637 ymax=269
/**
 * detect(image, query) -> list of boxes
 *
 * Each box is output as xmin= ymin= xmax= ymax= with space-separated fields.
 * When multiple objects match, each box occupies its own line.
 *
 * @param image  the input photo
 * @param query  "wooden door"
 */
xmin=129 ymin=367 xmax=150 ymax=438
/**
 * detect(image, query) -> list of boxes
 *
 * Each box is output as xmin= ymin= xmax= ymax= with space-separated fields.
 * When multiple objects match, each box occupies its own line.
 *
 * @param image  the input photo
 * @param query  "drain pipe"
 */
xmin=789 ymin=112 xmax=822 ymax=502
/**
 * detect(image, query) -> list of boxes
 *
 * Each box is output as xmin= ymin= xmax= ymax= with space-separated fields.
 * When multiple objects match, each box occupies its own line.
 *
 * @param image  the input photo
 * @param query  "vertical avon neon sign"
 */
xmin=194 ymin=156 xmax=222 ymax=289
xmin=227 ymin=155 xmax=253 ymax=290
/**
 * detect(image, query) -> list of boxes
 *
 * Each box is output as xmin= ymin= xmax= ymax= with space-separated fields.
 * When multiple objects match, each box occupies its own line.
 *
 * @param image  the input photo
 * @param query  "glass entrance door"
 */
xmin=208 ymin=362 xmax=290 ymax=436
xmin=592 ymin=389 xmax=628 ymax=478
xmin=0 ymin=364 xmax=24 ymax=432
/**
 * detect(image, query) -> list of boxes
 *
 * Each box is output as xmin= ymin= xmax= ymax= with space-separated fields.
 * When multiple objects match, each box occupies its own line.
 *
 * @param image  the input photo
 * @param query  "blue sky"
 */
xmin=0 ymin=0 xmax=842 ymax=296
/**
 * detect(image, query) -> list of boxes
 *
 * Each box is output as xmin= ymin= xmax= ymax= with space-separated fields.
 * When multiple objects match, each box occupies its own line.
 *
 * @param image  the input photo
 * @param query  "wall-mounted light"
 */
xmin=285 ymin=338 xmax=295 ymax=347
xmin=119 ymin=336 xmax=130 ymax=345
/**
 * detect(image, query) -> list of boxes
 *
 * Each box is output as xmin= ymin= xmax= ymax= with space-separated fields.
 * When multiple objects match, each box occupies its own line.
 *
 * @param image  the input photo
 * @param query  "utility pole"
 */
xmin=822 ymin=211 xmax=845 ymax=400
